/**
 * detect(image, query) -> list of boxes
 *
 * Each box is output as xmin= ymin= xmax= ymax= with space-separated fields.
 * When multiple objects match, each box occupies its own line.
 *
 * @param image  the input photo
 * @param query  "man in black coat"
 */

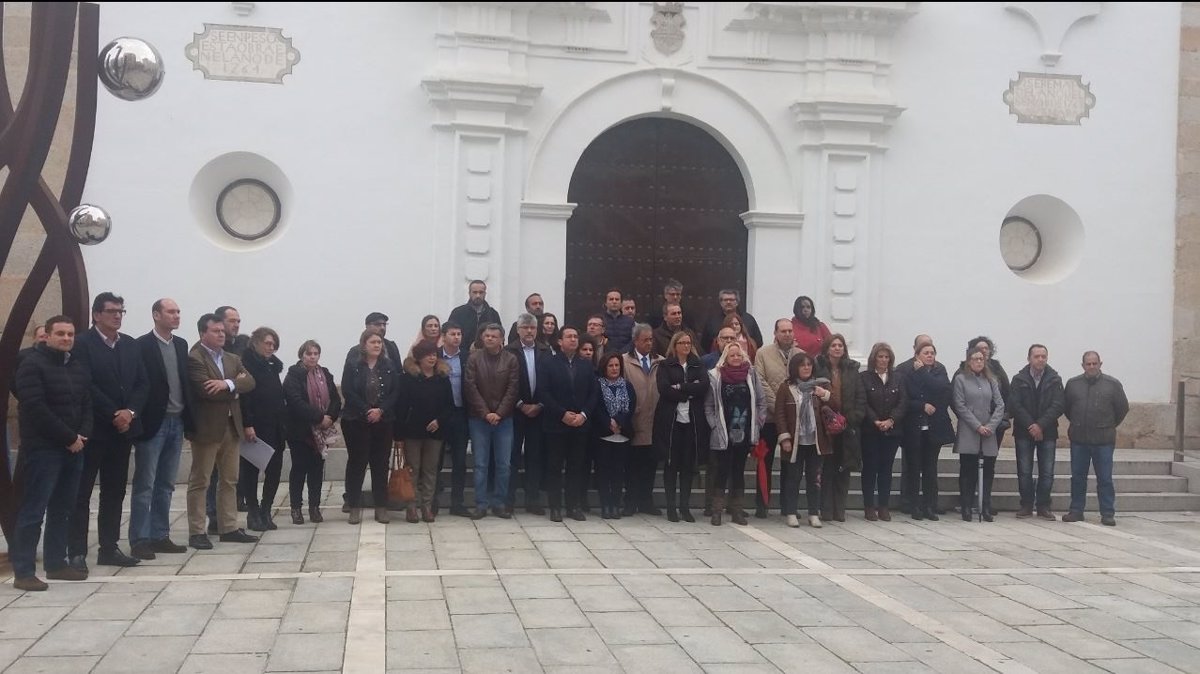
xmin=437 ymin=322 xmax=471 ymax=516
xmin=448 ymin=280 xmax=502 ymax=348
xmin=700 ymin=289 xmax=763 ymax=355
xmin=537 ymin=327 xmax=599 ymax=522
xmin=504 ymin=313 xmax=551 ymax=515
xmin=129 ymin=299 xmax=195 ymax=560
xmin=68 ymin=292 xmax=149 ymax=570
xmin=9 ymin=324 xmax=46 ymax=402
xmin=507 ymin=293 xmax=544 ymax=345
xmin=895 ymin=333 xmax=932 ymax=514
xmin=11 ymin=316 xmax=92 ymax=591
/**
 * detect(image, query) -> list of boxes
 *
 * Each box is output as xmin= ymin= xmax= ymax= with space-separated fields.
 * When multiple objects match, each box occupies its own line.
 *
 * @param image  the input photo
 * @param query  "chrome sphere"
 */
xmin=99 ymin=37 xmax=164 ymax=101
xmin=67 ymin=205 xmax=112 ymax=245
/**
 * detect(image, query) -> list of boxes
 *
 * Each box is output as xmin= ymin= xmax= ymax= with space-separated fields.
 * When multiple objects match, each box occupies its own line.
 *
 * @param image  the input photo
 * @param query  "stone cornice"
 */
xmin=521 ymin=201 xmax=577 ymax=219
xmin=728 ymin=2 xmax=918 ymax=35
xmin=740 ymin=210 xmax=805 ymax=230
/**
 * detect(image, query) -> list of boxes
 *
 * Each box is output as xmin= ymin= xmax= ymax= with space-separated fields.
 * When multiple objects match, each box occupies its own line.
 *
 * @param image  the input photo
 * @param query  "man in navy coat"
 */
xmin=67 ymin=292 xmax=149 ymax=570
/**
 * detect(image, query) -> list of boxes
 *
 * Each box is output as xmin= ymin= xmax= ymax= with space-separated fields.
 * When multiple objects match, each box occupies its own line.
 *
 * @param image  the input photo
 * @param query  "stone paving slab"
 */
xmin=1 ymin=486 xmax=1199 ymax=672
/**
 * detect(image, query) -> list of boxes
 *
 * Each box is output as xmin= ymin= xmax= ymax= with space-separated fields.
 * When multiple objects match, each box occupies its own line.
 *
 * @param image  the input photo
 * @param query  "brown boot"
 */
xmin=13 ymin=576 xmax=47 ymax=592
xmin=375 ymin=507 xmax=391 ymax=524
xmin=877 ymin=508 xmax=892 ymax=522
xmin=865 ymin=507 xmax=878 ymax=522
xmin=348 ymin=508 xmax=362 ymax=525
xmin=406 ymin=506 xmax=419 ymax=524
xmin=421 ymin=506 xmax=435 ymax=523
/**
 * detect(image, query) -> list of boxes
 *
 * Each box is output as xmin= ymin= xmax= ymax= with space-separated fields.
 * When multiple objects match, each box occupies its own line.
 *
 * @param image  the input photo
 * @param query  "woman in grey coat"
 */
xmin=952 ymin=346 xmax=1006 ymax=521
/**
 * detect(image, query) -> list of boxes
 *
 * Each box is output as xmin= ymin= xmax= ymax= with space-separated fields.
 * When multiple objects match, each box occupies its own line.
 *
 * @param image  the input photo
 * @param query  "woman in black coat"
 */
xmin=859 ymin=342 xmax=906 ymax=522
xmin=283 ymin=340 xmax=341 ymax=525
xmin=341 ymin=330 xmax=401 ymax=525
xmin=653 ymin=331 xmax=709 ymax=523
xmin=596 ymin=352 xmax=637 ymax=520
xmin=902 ymin=343 xmax=954 ymax=521
xmin=239 ymin=327 xmax=288 ymax=531
xmin=396 ymin=341 xmax=455 ymax=524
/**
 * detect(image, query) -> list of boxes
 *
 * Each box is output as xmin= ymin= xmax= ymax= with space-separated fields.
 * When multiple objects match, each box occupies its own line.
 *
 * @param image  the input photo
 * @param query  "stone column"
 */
xmin=1175 ymin=2 xmax=1200 ymax=448
xmin=741 ymin=211 xmax=805 ymax=323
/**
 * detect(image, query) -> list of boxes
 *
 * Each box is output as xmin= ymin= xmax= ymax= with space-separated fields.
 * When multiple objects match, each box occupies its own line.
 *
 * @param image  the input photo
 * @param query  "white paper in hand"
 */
xmin=239 ymin=439 xmax=275 ymax=471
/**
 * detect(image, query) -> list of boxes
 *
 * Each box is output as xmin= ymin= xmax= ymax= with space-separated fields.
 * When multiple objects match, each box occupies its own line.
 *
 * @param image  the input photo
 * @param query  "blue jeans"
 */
xmin=1069 ymin=443 xmax=1115 ymax=515
xmin=129 ymin=415 xmax=184 ymax=546
xmin=13 ymin=447 xmax=83 ymax=578
xmin=469 ymin=416 xmax=513 ymax=510
xmin=1015 ymin=437 xmax=1056 ymax=509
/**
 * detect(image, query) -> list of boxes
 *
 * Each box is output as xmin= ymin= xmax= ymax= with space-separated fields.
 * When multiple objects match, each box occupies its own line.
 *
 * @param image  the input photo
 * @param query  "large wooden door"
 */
xmin=564 ymin=118 xmax=749 ymax=335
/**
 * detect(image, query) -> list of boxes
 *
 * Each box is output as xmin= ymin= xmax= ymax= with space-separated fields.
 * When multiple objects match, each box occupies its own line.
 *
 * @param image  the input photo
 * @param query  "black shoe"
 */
xmin=262 ymin=509 xmax=278 ymax=530
xmin=1101 ymin=515 xmax=1117 ymax=526
xmin=471 ymin=508 xmax=487 ymax=520
xmin=98 ymin=548 xmax=141 ymax=567
xmin=45 ymin=567 xmax=87 ymax=581
xmin=130 ymin=542 xmax=157 ymax=561
xmin=431 ymin=502 xmax=440 ymax=516
xmin=237 ymin=498 xmax=248 ymax=513
xmin=309 ymin=506 xmax=324 ymax=523
xmin=911 ymin=510 xmax=924 ymax=521
xmin=68 ymin=555 xmax=89 ymax=574
xmin=983 ymin=512 xmax=994 ymax=523
xmin=582 ymin=505 xmax=592 ymax=514
xmin=622 ymin=505 xmax=637 ymax=517
xmin=899 ymin=504 xmax=912 ymax=514
xmin=962 ymin=510 xmax=972 ymax=522
xmin=732 ymin=512 xmax=748 ymax=526
xmin=207 ymin=518 xmax=218 ymax=535
xmin=247 ymin=508 xmax=266 ymax=532
xmin=569 ymin=509 xmax=587 ymax=522
xmin=550 ymin=508 xmax=563 ymax=522
xmin=291 ymin=508 xmax=305 ymax=525
xmin=526 ymin=505 xmax=545 ymax=516
xmin=755 ymin=507 xmax=768 ymax=519
xmin=218 ymin=529 xmax=260 ymax=543
xmin=493 ymin=508 xmax=512 ymax=520
xmin=189 ymin=534 xmax=213 ymax=550
xmin=923 ymin=508 xmax=940 ymax=522
xmin=151 ymin=538 xmax=188 ymax=554
xmin=667 ymin=508 xmax=679 ymax=522
xmin=681 ymin=509 xmax=695 ymax=523
xmin=640 ymin=505 xmax=662 ymax=516
xmin=450 ymin=505 xmax=471 ymax=517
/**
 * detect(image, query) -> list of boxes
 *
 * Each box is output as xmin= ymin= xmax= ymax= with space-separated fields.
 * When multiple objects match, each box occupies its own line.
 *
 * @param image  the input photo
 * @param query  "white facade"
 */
xmin=83 ymin=2 xmax=1180 ymax=401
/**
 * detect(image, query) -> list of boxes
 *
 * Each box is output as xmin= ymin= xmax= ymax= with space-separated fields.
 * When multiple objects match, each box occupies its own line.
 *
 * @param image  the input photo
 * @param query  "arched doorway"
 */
xmin=564 ymin=117 xmax=750 ymax=341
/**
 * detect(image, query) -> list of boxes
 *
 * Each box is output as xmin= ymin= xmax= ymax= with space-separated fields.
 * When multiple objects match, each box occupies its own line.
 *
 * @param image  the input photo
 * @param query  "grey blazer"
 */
xmin=952 ymin=371 xmax=1005 ymax=456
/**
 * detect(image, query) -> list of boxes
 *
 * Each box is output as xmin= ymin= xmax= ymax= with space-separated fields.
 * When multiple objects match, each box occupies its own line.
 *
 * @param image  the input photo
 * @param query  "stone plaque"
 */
xmin=186 ymin=24 xmax=300 ymax=84
xmin=1003 ymin=72 xmax=1095 ymax=125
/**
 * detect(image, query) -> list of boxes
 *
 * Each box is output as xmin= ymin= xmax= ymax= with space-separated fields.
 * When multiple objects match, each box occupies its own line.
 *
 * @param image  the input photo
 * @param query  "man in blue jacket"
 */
xmin=67 ymin=292 xmax=149 ymax=571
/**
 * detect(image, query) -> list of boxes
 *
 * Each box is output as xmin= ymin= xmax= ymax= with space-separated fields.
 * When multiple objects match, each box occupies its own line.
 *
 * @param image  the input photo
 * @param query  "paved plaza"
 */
xmin=1 ymin=484 xmax=1199 ymax=673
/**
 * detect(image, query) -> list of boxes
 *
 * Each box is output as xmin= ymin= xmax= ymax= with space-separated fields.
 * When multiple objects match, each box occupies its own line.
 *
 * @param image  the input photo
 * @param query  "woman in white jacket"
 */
xmin=704 ymin=343 xmax=767 ymax=526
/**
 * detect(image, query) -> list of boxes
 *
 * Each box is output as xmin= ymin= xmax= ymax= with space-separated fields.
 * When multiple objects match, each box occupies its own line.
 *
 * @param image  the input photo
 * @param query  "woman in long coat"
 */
xmin=653 ymin=331 xmax=709 ymax=523
xmin=952 ymin=345 xmax=1006 ymax=521
xmin=815 ymin=334 xmax=865 ymax=523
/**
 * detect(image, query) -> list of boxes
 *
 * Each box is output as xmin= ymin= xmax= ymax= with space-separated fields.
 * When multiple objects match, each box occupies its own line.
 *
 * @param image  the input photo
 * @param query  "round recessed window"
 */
xmin=216 ymin=178 xmax=281 ymax=241
xmin=999 ymin=216 xmax=1042 ymax=271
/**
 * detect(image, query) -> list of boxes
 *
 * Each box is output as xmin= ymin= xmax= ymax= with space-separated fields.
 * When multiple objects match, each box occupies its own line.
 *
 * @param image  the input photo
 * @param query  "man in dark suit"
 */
xmin=68 ymin=292 xmax=149 ymax=570
xmin=504 ymin=313 xmax=551 ymax=515
xmin=448 ymin=280 xmax=502 ymax=348
xmin=437 ymin=321 xmax=471 ymax=516
xmin=186 ymin=313 xmax=258 ymax=550
xmin=700 ymin=289 xmax=764 ymax=355
xmin=129 ymin=299 xmax=195 ymax=560
xmin=538 ymin=326 xmax=599 ymax=522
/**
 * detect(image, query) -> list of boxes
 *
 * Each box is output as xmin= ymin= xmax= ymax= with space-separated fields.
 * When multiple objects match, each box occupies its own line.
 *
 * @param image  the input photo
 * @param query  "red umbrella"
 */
xmin=752 ymin=438 xmax=770 ymax=498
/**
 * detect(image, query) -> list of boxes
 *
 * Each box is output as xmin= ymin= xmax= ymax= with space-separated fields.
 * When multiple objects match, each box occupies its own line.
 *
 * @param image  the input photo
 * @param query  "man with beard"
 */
xmin=449 ymin=280 xmax=503 ymax=349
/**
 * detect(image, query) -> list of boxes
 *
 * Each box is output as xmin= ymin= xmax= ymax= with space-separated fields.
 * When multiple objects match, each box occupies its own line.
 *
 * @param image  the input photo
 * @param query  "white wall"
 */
xmin=81 ymin=3 xmax=1180 ymax=401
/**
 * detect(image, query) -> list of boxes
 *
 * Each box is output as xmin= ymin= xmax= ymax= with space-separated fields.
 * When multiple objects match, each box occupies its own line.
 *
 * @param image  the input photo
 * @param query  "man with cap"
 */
xmin=345 ymin=312 xmax=402 ymax=367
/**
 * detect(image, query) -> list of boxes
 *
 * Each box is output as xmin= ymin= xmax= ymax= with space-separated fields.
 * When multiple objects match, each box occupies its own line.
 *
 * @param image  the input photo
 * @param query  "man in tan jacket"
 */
xmin=621 ymin=323 xmax=663 ymax=516
xmin=752 ymin=319 xmax=797 ymax=518
xmin=186 ymin=313 xmax=257 ymax=550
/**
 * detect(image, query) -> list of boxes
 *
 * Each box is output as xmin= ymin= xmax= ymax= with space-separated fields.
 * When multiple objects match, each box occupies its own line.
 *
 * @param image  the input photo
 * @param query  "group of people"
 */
xmin=8 ymin=279 xmax=1130 ymax=591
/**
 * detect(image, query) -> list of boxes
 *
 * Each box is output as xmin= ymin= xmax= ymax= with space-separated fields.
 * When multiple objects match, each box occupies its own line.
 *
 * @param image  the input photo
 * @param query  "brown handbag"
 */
xmin=388 ymin=445 xmax=415 ymax=504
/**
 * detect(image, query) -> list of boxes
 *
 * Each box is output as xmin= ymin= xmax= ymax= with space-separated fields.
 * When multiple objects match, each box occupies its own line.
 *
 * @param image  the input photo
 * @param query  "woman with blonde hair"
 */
xmin=703 ymin=342 xmax=767 ymax=526
xmin=653 ymin=330 xmax=708 ymax=522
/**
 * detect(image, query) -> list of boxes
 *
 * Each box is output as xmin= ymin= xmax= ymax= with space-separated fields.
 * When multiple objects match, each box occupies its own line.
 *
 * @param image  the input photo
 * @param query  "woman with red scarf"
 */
xmin=703 ymin=343 xmax=767 ymax=526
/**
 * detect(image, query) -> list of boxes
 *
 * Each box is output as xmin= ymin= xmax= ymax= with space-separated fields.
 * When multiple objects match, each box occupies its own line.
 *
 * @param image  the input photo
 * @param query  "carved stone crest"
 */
xmin=186 ymin=24 xmax=300 ymax=84
xmin=651 ymin=2 xmax=685 ymax=55
xmin=1003 ymin=72 xmax=1095 ymax=125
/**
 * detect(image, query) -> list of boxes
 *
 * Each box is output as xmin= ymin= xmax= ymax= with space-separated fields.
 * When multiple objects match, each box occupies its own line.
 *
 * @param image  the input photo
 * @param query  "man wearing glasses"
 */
xmin=68 ymin=292 xmax=149 ymax=570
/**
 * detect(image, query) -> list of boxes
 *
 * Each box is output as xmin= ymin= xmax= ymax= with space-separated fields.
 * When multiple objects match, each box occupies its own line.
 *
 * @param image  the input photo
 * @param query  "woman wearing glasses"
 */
xmin=239 ymin=327 xmax=288 ymax=531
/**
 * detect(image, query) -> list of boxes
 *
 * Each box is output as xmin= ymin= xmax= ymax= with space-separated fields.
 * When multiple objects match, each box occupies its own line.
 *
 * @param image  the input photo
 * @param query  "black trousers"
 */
xmin=239 ymin=423 xmax=284 ymax=511
xmin=820 ymin=453 xmax=850 ymax=519
xmin=710 ymin=445 xmax=750 ymax=508
xmin=624 ymin=444 xmax=657 ymax=510
xmin=597 ymin=439 xmax=629 ymax=510
xmin=663 ymin=422 xmax=698 ymax=510
xmin=781 ymin=445 xmax=821 ymax=516
xmin=508 ymin=412 xmax=545 ymax=507
xmin=289 ymin=444 xmax=325 ymax=509
xmin=959 ymin=453 xmax=997 ymax=513
xmin=342 ymin=419 xmax=391 ymax=508
xmin=436 ymin=407 xmax=469 ymax=509
xmin=904 ymin=431 xmax=941 ymax=512
xmin=756 ymin=423 xmax=780 ymax=511
xmin=69 ymin=430 xmax=132 ymax=557
xmin=545 ymin=430 xmax=589 ymax=510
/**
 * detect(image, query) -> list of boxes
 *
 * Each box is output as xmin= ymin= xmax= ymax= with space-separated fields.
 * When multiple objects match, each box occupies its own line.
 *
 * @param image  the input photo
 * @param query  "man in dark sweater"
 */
xmin=68 ymin=293 xmax=149 ymax=571
xmin=12 ymin=316 xmax=92 ymax=591
xmin=1063 ymin=351 xmax=1129 ymax=526
xmin=895 ymin=334 xmax=932 ymax=514
xmin=448 ymin=280 xmax=502 ymax=349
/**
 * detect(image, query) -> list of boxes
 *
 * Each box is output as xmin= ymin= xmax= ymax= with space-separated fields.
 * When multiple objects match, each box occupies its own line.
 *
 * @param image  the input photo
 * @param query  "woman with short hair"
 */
xmin=398 ymin=340 xmax=454 ymax=523
xmin=953 ymin=346 xmax=1006 ymax=522
xmin=902 ymin=343 xmax=954 ymax=521
xmin=239 ymin=327 xmax=288 ymax=531
xmin=596 ymin=352 xmax=636 ymax=519
xmin=283 ymin=340 xmax=341 ymax=524
xmin=775 ymin=352 xmax=832 ymax=528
